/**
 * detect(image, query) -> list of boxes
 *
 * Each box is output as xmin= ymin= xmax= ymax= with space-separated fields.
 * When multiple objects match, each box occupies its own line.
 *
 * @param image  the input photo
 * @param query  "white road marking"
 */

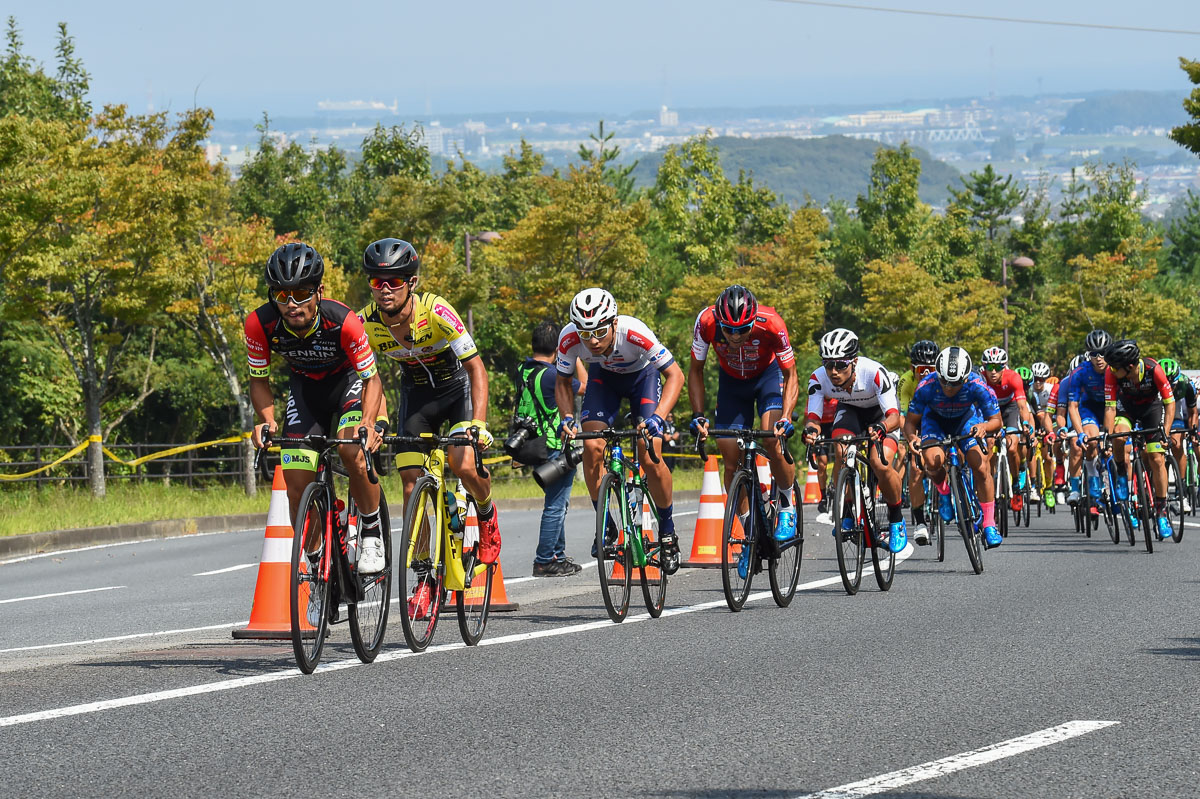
xmin=505 ymin=559 xmax=599 ymax=585
xmin=0 ymin=550 xmax=908 ymax=728
xmin=0 ymin=529 xmax=253 ymax=566
xmin=0 ymin=622 xmax=250 ymax=654
xmin=0 ymin=586 xmax=125 ymax=605
xmin=793 ymin=720 xmax=1120 ymax=799
xmin=192 ymin=563 xmax=257 ymax=577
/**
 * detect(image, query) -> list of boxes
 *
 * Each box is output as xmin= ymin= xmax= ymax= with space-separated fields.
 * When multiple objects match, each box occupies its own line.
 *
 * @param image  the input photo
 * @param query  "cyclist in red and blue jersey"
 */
xmin=1103 ymin=339 xmax=1176 ymax=539
xmin=689 ymin=285 xmax=800 ymax=543
xmin=1066 ymin=330 xmax=1113 ymax=504
xmin=1048 ymin=354 xmax=1085 ymax=502
xmin=246 ymin=243 xmax=387 ymax=574
xmin=903 ymin=346 xmax=1004 ymax=548
xmin=980 ymin=347 xmax=1036 ymax=512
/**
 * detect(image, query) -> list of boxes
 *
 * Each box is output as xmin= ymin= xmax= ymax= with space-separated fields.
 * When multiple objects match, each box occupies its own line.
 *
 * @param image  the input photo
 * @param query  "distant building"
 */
xmin=659 ymin=105 xmax=678 ymax=127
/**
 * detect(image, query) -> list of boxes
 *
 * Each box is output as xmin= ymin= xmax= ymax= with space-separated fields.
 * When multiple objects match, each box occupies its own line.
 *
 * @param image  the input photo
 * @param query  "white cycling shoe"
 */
xmin=357 ymin=535 xmax=386 ymax=575
xmin=912 ymin=523 xmax=930 ymax=546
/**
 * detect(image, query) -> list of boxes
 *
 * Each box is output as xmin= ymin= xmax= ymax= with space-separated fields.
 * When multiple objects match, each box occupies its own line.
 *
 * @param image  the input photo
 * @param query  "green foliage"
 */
xmin=0 ymin=18 xmax=90 ymax=122
xmin=1063 ymin=90 xmax=1186 ymax=134
xmin=1168 ymin=58 xmax=1200 ymax=158
xmin=1164 ymin=190 xmax=1200 ymax=277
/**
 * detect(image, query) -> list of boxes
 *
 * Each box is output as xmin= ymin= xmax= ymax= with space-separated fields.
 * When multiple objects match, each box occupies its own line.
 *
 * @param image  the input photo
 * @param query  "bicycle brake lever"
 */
xmin=358 ymin=426 xmax=379 ymax=485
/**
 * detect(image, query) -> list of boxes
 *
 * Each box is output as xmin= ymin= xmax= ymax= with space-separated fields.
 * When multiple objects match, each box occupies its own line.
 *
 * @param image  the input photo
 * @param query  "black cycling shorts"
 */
xmin=280 ymin=370 xmax=363 ymax=472
xmin=395 ymin=378 xmax=473 ymax=470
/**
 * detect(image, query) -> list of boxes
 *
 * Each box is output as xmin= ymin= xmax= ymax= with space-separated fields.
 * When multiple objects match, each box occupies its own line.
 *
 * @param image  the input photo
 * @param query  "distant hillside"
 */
xmin=1061 ymin=91 xmax=1186 ymax=133
xmin=630 ymin=135 xmax=960 ymax=207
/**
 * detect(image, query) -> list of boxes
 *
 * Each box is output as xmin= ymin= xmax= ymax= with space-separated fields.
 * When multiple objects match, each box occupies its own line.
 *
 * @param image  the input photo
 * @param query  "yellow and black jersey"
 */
xmin=358 ymin=292 xmax=478 ymax=387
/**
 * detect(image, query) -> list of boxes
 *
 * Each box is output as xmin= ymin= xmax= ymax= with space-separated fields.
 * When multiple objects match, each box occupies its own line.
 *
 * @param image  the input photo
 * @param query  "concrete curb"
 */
xmin=0 ymin=490 xmax=703 ymax=560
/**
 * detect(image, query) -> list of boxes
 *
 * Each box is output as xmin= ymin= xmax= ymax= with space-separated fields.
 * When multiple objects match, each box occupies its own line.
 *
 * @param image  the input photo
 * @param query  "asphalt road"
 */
xmin=2 ymin=497 xmax=1197 ymax=798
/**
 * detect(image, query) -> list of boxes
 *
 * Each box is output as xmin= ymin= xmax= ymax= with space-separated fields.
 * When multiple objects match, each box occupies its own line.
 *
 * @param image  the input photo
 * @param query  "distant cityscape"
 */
xmin=202 ymin=90 xmax=1199 ymax=217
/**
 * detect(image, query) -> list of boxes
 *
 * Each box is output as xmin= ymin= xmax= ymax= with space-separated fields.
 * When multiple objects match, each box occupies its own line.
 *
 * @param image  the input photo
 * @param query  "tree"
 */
xmin=0 ymin=18 xmax=89 ymax=122
xmin=578 ymin=120 xmax=638 ymax=204
xmin=856 ymin=143 xmax=928 ymax=262
xmin=1168 ymin=57 xmax=1200 ymax=158
xmin=949 ymin=165 xmax=1026 ymax=245
xmin=1164 ymin=190 xmax=1200 ymax=277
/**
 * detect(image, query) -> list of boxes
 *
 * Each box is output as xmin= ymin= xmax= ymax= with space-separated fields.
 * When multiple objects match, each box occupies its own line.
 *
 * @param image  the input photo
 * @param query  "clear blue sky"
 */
xmin=10 ymin=1 xmax=1199 ymax=118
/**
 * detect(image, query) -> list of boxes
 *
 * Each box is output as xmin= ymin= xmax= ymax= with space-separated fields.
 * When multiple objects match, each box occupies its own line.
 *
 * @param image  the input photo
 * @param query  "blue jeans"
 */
xmin=535 ymin=454 xmax=574 ymax=564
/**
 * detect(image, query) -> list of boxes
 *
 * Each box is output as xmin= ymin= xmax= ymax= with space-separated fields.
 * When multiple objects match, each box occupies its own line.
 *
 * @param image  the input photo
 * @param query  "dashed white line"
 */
xmin=0 ymin=586 xmax=126 ymax=605
xmin=793 ymin=720 xmax=1120 ymax=798
xmin=192 ymin=563 xmax=257 ymax=577
xmin=0 ymin=622 xmax=249 ymax=654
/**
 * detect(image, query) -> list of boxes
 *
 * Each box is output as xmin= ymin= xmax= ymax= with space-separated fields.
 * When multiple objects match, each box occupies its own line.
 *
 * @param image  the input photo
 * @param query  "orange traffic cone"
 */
xmin=683 ymin=455 xmax=727 ymax=568
xmin=233 ymin=466 xmax=314 ymax=640
xmin=756 ymin=454 xmax=771 ymax=495
xmin=443 ymin=504 xmax=519 ymax=612
xmin=803 ymin=465 xmax=821 ymax=504
xmin=610 ymin=492 xmax=662 ymax=584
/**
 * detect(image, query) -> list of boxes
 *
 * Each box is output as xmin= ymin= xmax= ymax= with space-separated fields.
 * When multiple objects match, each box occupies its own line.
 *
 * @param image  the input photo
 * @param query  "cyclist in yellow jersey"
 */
xmin=358 ymin=238 xmax=500 ymax=573
xmin=898 ymin=340 xmax=937 ymax=545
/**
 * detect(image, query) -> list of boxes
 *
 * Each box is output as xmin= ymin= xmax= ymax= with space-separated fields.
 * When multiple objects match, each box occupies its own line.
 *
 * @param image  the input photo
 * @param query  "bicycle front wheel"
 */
xmin=633 ymin=487 xmax=667 ymax=618
xmin=291 ymin=481 xmax=332 ymax=674
xmin=349 ymin=488 xmax=392 ymax=664
xmin=769 ymin=478 xmax=803 ymax=608
xmin=1165 ymin=453 xmax=1185 ymax=543
xmin=933 ymin=491 xmax=945 ymax=563
xmin=1132 ymin=458 xmax=1154 ymax=553
xmin=950 ymin=466 xmax=983 ymax=575
xmin=721 ymin=470 xmax=756 ymax=611
xmin=834 ymin=469 xmax=864 ymax=595
xmin=398 ymin=475 xmax=443 ymax=652
xmin=596 ymin=472 xmax=632 ymax=622
xmin=457 ymin=496 xmax=494 ymax=645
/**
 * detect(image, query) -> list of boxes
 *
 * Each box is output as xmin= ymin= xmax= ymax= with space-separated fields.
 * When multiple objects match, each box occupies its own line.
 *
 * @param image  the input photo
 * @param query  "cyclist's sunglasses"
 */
xmin=912 ymin=364 xmax=935 ymax=375
xmin=369 ymin=276 xmax=410 ymax=291
xmin=272 ymin=287 xmax=317 ymax=305
xmin=984 ymin=364 xmax=1005 ymax=372
xmin=1087 ymin=351 xmax=1106 ymax=360
xmin=823 ymin=359 xmax=854 ymax=371
xmin=938 ymin=377 xmax=965 ymax=388
xmin=578 ymin=325 xmax=611 ymax=340
xmin=720 ymin=322 xmax=754 ymax=336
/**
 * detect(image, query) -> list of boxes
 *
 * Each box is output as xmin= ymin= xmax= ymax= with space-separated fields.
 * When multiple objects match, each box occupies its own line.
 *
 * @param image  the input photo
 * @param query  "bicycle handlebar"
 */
xmin=383 ymin=430 xmax=491 ymax=479
xmin=253 ymin=426 xmax=379 ymax=485
xmin=810 ymin=433 xmax=886 ymax=463
xmin=573 ymin=427 xmax=661 ymax=464
xmin=692 ymin=428 xmax=794 ymax=465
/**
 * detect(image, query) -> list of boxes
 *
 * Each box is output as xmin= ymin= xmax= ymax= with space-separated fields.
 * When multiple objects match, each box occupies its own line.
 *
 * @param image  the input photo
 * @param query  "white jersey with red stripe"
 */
xmin=805 ymin=356 xmax=899 ymax=423
xmin=555 ymin=315 xmax=675 ymax=376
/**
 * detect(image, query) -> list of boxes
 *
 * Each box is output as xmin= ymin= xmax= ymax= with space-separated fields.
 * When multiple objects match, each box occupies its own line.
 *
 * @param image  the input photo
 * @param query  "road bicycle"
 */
xmin=916 ymin=433 xmax=985 ymax=575
xmin=814 ymin=434 xmax=895 ymax=595
xmin=990 ymin=429 xmax=1030 ymax=538
xmin=256 ymin=428 xmax=390 ymax=675
xmin=1105 ymin=428 xmax=1183 ymax=552
xmin=391 ymin=429 xmax=494 ymax=651
xmin=575 ymin=426 xmax=668 ymax=623
xmin=694 ymin=427 xmax=802 ymax=611
xmin=1094 ymin=439 xmax=1133 ymax=546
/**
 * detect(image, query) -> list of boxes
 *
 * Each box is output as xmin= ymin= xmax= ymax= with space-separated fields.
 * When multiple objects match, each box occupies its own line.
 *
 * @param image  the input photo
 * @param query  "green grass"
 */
xmin=0 ymin=465 xmax=706 ymax=538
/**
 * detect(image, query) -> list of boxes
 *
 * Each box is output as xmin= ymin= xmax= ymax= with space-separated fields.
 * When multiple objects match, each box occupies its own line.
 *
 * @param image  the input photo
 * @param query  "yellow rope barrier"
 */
xmin=0 ymin=436 xmax=100 ymax=481
xmin=102 ymin=433 xmax=250 ymax=468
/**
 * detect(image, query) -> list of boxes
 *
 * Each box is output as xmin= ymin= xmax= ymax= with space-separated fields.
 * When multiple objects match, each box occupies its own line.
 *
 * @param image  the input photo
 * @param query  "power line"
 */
xmin=765 ymin=0 xmax=1200 ymax=36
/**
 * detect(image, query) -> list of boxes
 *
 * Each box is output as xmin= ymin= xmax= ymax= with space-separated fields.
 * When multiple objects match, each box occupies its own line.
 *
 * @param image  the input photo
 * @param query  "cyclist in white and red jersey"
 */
xmin=556 ymin=288 xmax=685 ymax=572
xmin=980 ymin=346 xmax=1035 ymax=512
xmin=245 ymin=243 xmax=386 ymax=575
xmin=801 ymin=328 xmax=908 ymax=553
xmin=688 ymin=285 xmax=800 ymax=543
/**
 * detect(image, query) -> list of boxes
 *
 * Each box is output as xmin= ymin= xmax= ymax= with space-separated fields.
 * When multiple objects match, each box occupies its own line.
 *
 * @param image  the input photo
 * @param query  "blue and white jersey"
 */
xmin=909 ymin=371 xmax=1000 ymax=420
xmin=1065 ymin=363 xmax=1106 ymax=407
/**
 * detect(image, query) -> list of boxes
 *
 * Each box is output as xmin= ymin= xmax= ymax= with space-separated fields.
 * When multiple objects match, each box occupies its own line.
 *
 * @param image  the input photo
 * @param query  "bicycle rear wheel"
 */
xmin=769 ymin=479 xmax=803 ymax=608
xmin=721 ymin=470 xmax=755 ymax=611
xmin=290 ymin=481 xmax=332 ymax=674
xmin=635 ymin=486 xmax=667 ymax=618
xmin=1133 ymin=458 xmax=1154 ymax=553
xmin=398 ymin=475 xmax=443 ymax=652
xmin=867 ymin=473 xmax=894 ymax=591
xmin=596 ymin=472 xmax=632 ymax=622
xmin=349 ymin=488 xmax=392 ymax=663
xmin=951 ymin=465 xmax=983 ymax=575
xmin=994 ymin=454 xmax=1010 ymax=539
xmin=933 ymin=491 xmax=945 ymax=563
xmin=1165 ymin=453 xmax=1185 ymax=543
xmin=1098 ymin=468 xmax=1119 ymax=545
xmin=834 ymin=469 xmax=864 ymax=595
xmin=457 ymin=496 xmax=494 ymax=645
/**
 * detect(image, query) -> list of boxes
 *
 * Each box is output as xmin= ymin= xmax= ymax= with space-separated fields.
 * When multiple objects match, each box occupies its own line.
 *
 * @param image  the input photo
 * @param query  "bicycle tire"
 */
xmin=721 ymin=470 xmax=755 ymax=611
xmin=769 ymin=478 xmax=803 ymax=608
xmin=1165 ymin=453 xmax=1185 ymax=543
xmin=456 ymin=495 xmax=494 ymax=645
xmin=1118 ymin=498 xmax=1137 ymax=546
xmin=1132 ymin=458 xmax=1154 ymax=553
xmin=290 ymin=481 xmax=332 ymax=675
xmin=1021 ymin=482 xmax=1032 ymax=527
xmin=933 ymin=490 xmax=945 ymax=563
xmin=349 ymin=487 xmax=392 ymax=663
xmin=867 ymin=472 xmax=894 ymax=591
xmin=398 ymin=475 xmax=443 ymax=652
xmin=994 ymin=452 xmax=1009 ymax=539
xmin=634 ymin=485 xmax=668 ymax=618
xmin=951 ymin=464 xmax=983 ymax=575
xmin=596 ymin=472 xmax=632 ymax=622
xmin=833 ymin=468 xmax=864 ymax=595
xmin=1099 ymin=465 xmax=1119 ymax=545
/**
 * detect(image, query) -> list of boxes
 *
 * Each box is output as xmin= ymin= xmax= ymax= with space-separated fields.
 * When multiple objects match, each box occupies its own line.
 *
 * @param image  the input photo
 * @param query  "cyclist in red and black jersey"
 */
xmin=246 ymin=243 xmax=388 ymax=574
xmin=1103 ymin=339 xmax=1176 ymax=540
xmin=980 ymin=346 xmax=1035 ymax=512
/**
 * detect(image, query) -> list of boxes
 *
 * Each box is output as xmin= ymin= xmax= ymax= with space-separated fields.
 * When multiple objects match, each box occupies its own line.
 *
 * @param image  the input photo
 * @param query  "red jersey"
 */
xmin=1104 ymin=359 xmax=1173 ymax=408
xmin=245 ymin=299 xmax=377 ymax=382
xmin=983 ymin=368 xmax=1027 ymax=407
xmin=691 ymin=305 xmax=795 ymax=379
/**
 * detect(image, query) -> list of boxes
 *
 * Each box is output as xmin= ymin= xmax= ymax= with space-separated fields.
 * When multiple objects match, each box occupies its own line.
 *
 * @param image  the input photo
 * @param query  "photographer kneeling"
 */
xmin=505 ymin=321 xmax=587 ymax=576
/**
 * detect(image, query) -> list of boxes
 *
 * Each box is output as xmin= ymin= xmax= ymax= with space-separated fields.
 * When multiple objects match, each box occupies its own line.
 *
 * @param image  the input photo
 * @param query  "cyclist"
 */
xmin=1161 ymin=357 xmax=1198 ymax=511
xmin=903 ymin=346 xmax=1004 ymax=548
xmin=896 ymin=339 xmax=938 ymax=545
xmin=1029 ymin=361 xmax=1058 ymax=508
xmin=812 ymin=394 xmax=839 ymax=521
xmin=555 ymin=288 xmax=685 ymax=572
xmin=801 ymin=328 xmax=908 ymax=553
xmin=1103 ymin=339 xmax=1176 ymax=539
xmin=689 ymin=285 xmax=800 ymax=541
xmin=1066 ymin=330 xmax=1113 ymax=505
xmin=1048 ymin=354 xmax=1085 ymax=503
xmin=357 ymin=238 xmax=501 ymax=601
xmin=246 ymin=243 xmax=386 ymax=574
xmin=980 ymin=347 xmax=1036 ymax=512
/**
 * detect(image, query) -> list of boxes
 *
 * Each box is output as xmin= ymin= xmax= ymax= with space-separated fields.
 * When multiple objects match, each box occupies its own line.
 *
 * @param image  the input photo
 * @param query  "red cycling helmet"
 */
xmin=714 ymin=285 xmax=758 ymax=329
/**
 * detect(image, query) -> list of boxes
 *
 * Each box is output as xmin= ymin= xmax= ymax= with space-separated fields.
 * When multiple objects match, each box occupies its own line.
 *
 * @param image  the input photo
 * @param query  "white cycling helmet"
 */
xmin=1031 ymin=361 xmax=1051 ymax=379
xmin=935 ymin=346 xmax=973 ymax=384
xmin=1068 ymin=354 xmax=1084 ymax=372
xmin=569 ymin=288 xmax=617 ymax=331
xmin=981 ymin=346 xmax=1008 ymax=366
xmin=819 ymin=328 xmax=859 ymax=360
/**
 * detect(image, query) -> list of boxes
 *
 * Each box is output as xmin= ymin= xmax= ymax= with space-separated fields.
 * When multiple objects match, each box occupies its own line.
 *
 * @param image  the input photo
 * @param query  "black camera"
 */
xmin=503 ymin=416 xmax=540 ymax=458
xmin=532 ymin=445 xmax=583 ymax=489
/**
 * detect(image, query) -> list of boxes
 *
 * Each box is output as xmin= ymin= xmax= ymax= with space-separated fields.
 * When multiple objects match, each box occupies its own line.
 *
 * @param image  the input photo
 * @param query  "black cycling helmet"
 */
xmin=1085 ymin=329 xmax=1112 ymax=355
xmin=714 ymin=285 xmax=758 ymax=328
xmin=909 ymin=339 xmax=937 ymax=366
xmin=363 ymin=238 xmax=420 ymax=278
xmin=265 ymin=243 xmax=324 ymax=288
xmin=1105 ymin=339 xmax=1141 ymax=368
